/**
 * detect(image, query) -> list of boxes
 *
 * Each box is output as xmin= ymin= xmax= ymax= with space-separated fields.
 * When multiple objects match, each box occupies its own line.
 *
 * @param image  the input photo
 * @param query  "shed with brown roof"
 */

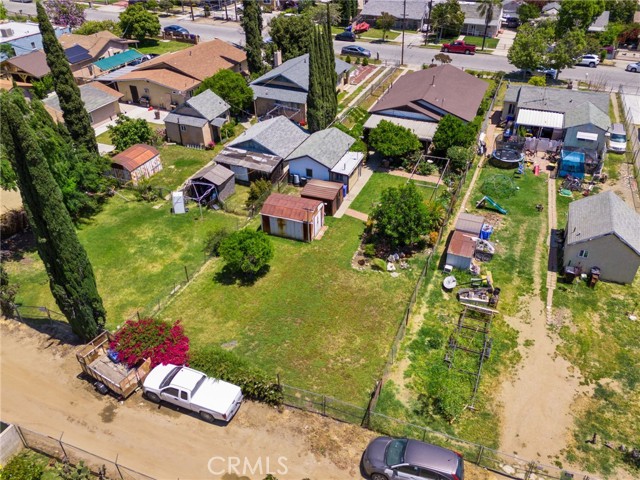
xmin=300 ymin=179 xmax=344 ymax=216
xmin=109 ymin=144 xmax=163 ymax=185
xmin=446 ymin=230 xmax=477 ymax=270
xmin=261 ymin=193 xmax=324 ymax=242
xmin=369 ymin=65 xmax=489 ymax=123
xmin=2 ymin=50 xmax=50 ymax=83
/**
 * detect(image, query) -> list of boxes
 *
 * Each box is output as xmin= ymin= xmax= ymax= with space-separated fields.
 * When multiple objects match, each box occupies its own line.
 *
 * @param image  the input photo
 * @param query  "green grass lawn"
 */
xmin=137 ymin=38 xmax=192 ymax=55
xmin=462 ymin=36 xmax=499 ymax=49
xmin=146 ymin=145 xmax=215 ymax=191
xmin=6 ymin=194 xmax=243 ymax=324
xmin=332 ymin=26 xmax=400 ymax=41
xmin=158 ymin=216 xmax=422 ymax=405
xmin=349 ymin=172 xmax=436 ymax=215
xmin=95 ymin=122 xmax=164 ymax=147
xmin=605 ymin=152 xmax=625 ymax=181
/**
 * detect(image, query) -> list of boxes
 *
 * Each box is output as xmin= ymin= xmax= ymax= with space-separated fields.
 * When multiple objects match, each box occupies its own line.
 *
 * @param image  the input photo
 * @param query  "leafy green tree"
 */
xmin=431 ymin=0 xmax=465 ymax=39
xmin=1 ymin=149 xmax=17 ymax=190
xmin=339 ymin=0 xmax=353 ymax=26
xmin=1 ymin=91 xmax=106 ymax=341
xmin=516 ymin=2 xmax=541 ymax=23
xmin=44 ymin=0 xmax=86 ymax=29
xmin=242 ymin=0 xmax=264 ymax=74
xmin=548 ymin=28 xmax=587 ymax=71
xmin=38 ymin=2 xmax=98 ymax=155
xmin=0 ymin=43 xmax=15 ymax=58
xmin=195 ymin=69 xmax=253 ymax=117
xmin=507 ymin=22 xmax=550 ymax=73
xmin=607 ymin=0 xmax=636 ymax=24
xmin=107 ymin=115 xmax=154 ymax=152
xmin=246 ymin=178 xmax=272 ymax=209
xmin=376 ymin=12 xmax=396 ymax=42
xmin=446 ymin=146 xmax=474 ymax=173
xmin=304 ymin=2 xmax=340 ymax=26
xmin=269 ymin=14 xmax=313 ymax=61
xmin=371 ymin=182 xmax=431 ymax=248
xmin=557 ymin=0 xmax=605 ymax=36
xmin=600 ymin=22 xmax=625 ymax=49
xmin=476 ymin=0 xmax=502 ymax=50
xmin=31 ymin=74 xmax=55 ymax=99
xmin=0 ymin=2 xmax=7 ymax=20
xmin=74 ymin=19 xmax=122 ymax=36
xmin=119 ymin=4 xmax=161 ymax=41
xmin=431 ymin=114 xmax=476 ymax=155
xmin=158 ymin=0 xmax=173 ymax=14
xmin=368 ymin=120 xmax=421 ymax=159
xmin=219 ymin=229 xmax=274 ymax=277
xmin=0 ymin=264 xmax=18 ymax=318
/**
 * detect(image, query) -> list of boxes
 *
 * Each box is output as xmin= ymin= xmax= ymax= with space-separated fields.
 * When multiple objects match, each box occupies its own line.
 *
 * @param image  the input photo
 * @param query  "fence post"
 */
xmin=322 ymin=395 xmax=326 ymax=416
xmin=14 ymin=425 xmax=27 ymax=448
xmin=58 ymin=433 xmax=68 ymax=462
xmin=475 ymin=445 xmax=484 ymax=465
xmin=184 ymin=265 xmax=190 ymax=282
xmin=115 ymin=453 xmax=125 ymax=480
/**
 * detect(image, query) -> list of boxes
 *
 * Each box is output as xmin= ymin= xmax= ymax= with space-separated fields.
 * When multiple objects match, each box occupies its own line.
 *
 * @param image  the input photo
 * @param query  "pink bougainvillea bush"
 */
xmin=110 ymin=317 xmax=189 ymax=368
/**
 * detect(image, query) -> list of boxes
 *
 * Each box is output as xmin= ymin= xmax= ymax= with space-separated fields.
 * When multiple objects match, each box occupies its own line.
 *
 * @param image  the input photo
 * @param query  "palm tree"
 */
xmin=476 ymin=0 xmax=502 ymax=51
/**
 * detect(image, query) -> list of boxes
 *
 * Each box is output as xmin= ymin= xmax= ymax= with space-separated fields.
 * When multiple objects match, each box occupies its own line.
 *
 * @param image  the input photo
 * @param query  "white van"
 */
xmin=607 ymin=123 xmax=627 ymax=152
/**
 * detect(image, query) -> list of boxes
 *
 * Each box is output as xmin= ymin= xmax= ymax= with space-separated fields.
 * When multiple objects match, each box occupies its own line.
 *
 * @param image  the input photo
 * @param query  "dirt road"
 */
xmin=0 ymin=319 xmax=494 ymax=480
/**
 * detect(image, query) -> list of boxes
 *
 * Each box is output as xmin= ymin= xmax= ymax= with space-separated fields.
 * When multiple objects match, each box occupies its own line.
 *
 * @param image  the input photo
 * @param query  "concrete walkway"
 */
xmin=344 ymin=208 xmax=369 ymax=221
xmin=545 ymin=175 xmax=558 ymax=324
xmin=493 ymin=29 xmax=516 ymax=57
xmin=334 ymin=159 xmax=378 ymax=218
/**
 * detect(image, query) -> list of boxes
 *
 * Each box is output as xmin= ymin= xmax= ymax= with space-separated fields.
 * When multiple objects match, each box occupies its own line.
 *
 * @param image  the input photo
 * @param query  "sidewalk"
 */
xmin=493 ymin=29 xmax=515 ymax=57
xmin=334 ymin=158 xmax=379 ymax=218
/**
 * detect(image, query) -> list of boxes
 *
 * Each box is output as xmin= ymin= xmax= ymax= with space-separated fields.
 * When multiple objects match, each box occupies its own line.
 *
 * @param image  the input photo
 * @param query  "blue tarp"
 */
xmin=558 ymin=150 xmax=585 ymax=178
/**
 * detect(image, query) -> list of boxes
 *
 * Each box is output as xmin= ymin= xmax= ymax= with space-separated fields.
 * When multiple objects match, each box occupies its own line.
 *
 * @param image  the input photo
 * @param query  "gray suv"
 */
xmin=363 ymin=437 xmax=465 ymax=480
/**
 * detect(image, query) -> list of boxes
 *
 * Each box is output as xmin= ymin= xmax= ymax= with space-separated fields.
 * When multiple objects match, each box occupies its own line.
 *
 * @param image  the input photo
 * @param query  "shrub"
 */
xmin=527 ymin=75 xmax=546 ymax=87
xmin=220 ymin=229 xmax=274 ymax=277
xmin=0 ymin=451 xmax=46 ymax=480
xmin=371 ymin=258 xmax=387 ymax=271
xmin=246 ymin=178 xmax=272 ymax=209
xmin=363 ymin=243 xmax=376 ymax=257
xmin=355 ymin=56 xmax=361 ymax=64
xmin=110 ymin=317 xmax=190 ymax=368
xmin=345 ymin=55 xmax=352 ymax=63
xmin=221 ymin=119 xmax=237 ymax=140
xmin=427 ymin=231 xmax=439 ymax=247
xmin=362 ymin=57 xmax=369 ymax=66
xmin=190 ymin=345 xmax=283 ymax=405
xmin=204 ymin=226 xmax=232 ymax=257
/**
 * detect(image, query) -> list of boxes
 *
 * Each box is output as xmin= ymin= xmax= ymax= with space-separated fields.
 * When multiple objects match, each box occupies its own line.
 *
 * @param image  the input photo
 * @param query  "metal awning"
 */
xmin=363 ymin=114 xmax=438 ymax=141
xmin=576 ymin=131 xmax=599 ymax=141
xmin=94 ymin=49 xmax=143 ymax=72
xmin=516 ymin=108 xmax=564 ymax=129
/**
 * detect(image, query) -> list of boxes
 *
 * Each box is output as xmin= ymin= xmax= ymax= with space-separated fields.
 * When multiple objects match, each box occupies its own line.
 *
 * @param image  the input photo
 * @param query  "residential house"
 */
xmin=165 ymin=89 xmax=231 ymax=147
xmin=458 ymin=1 xmax=503 ymax=37
xmin=261 ymin=193 xmax=325 ymax=242
xmin=301 ymin=179 xmax=345 ymax=216
xmin=58 ymin=31 xmax=134 ymax=81
xmin=286 ymin=128 xmax=364 ymax=192
xmin=501 ymin=0 xmax=524 ymax=19
xmin=2 ymin=50 xmax=50 ymax=84
xmin=564 ymin=191 xmax=640 ymax=284
xmin=250 ymin=53 xmax=351 ymax=124
xmin=0 ymin=22 xmax=68 ymax=61
xmin=541 ymin=2 xmax=560 ymax=16
xmin=365 ymin=65 xmax=489 ymax=142
xmin=43 ymin=81 xmax=123 ymax=127
xmin=588 ymin=11 xmax=610 ymax=33
xmin=217 ymin=116 xmax=308 ymax=185
xmin=109 ymin=144 xmax=163 ymax=185
xmin=186 ymin=163 xmax=235 ymax=203
xmin=360 ymin=0 xmax=427 ymax=30
xmin=115 ymin=39 xmax=247 ymax=110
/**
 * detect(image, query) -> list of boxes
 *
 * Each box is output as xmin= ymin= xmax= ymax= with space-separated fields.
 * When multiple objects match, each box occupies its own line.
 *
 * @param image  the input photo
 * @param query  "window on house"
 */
xmin=31 ymin=42 xmax=36 ymax=49
xmin=578 ymin=250 xmax=589 ymax=258
xmin=180 ymin=125 xmax=187 ymax=131
xmin=305 ymin=168 xmax=313 ymax=178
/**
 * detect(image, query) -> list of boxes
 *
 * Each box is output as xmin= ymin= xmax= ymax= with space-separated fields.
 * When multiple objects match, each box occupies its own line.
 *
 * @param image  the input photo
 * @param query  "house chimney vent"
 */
xmin=274 ymin=50 xmax=282 ymax=67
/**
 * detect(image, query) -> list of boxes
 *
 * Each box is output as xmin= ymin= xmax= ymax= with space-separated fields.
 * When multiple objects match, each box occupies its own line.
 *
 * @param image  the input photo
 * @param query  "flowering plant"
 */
xmin=110 ymin=317 xmax=189 ymax=368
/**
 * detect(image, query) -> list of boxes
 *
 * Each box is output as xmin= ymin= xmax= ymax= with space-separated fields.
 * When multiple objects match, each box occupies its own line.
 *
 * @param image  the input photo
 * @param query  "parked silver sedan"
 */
xmin=626 ymin=62 xmax=640 ymax=73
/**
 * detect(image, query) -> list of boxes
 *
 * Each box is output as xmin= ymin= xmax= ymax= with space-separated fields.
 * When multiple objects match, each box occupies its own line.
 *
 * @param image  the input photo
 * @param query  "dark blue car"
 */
xmin=164 ymin=25 xmax=189 ymax=35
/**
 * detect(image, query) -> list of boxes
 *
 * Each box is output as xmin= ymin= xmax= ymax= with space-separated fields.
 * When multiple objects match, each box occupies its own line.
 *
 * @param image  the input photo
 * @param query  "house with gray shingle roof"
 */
xmin=286 ymin=127 xmax=364 ymax=192
xmin=164 ymin=89 xmax=231 ymax=147
xmin=458 ymin=1 xmax=503 ymax=38
xmin=43 ymin=81 xmax=122 ymax=127
xmin=360 ymin=0 xmax=428 ymax=30
xmin=564 ymin=191 xmax=640 ymax=284
xmin=250 ymin=54 xmax=351 ymax=125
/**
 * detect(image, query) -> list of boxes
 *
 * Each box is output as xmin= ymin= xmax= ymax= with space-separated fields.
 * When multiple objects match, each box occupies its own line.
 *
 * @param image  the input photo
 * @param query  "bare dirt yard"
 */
xmin=0 ymin=319 xmax=495 ymax=480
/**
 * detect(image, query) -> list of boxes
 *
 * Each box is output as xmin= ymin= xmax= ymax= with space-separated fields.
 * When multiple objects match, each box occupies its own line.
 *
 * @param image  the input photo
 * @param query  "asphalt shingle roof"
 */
xmin=564 ymin=102 xmax=611 ymax=130
xmin=44 ymin=81 xmax=122 ymax=113
xmin=361 ymin=0 xmax=427 ymax=21
xmin=566 ymin=191 xmax=640 ymax=256
xmin=228 ymin=116 xmax=308 ymax=158
xmin=505 ymin=86 xmax=610 ymax=118
xmin=287 ymin=128 xmax=355 ymax=169
xmin=184 ymin=89 xmax=230 ymax=121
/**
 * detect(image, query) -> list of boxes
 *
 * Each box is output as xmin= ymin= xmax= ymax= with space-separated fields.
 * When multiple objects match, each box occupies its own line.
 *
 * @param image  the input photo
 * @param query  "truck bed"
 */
xmin=88 ymin=355 xmax=133 ymax=386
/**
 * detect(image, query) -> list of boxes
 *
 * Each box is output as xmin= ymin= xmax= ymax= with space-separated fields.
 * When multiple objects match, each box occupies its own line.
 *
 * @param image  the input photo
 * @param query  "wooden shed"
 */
xmin=446 ymin=230 xmax=477 ymax=270
xmin=261 ymin=193 xmax=324 ymax=242
xmin=455 ymin=213 xmax=485 ymax=236
xmin=110 ymin=144 xmax=162 ymax=185
xmin=300 ymin=179 xmax=344 ymax=216
xmin=186 ymin=163 xmax=235 ymax=204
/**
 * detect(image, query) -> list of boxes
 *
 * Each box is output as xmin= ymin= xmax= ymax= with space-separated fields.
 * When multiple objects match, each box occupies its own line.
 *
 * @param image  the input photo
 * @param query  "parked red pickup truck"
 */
xmin=441 ymin=41 xmax=476 ymax=55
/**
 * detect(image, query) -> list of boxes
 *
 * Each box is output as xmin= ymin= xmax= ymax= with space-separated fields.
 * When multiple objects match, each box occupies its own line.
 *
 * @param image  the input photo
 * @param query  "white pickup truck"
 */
xmin=143 ymin=364 xmax=243 ymax=423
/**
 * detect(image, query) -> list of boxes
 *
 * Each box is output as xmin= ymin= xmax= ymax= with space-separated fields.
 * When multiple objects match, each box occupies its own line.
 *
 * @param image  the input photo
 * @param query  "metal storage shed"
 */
xmin=261 ymin=193 xmax=324 ymax=242
xmin=455 ymin=213 xmax=485 ymax=236
xmin=300 ymin=179 xmax=344 ymax=216
xmin=446 ymin=230 xmax=477 ymax=270
xmin=186 ymin=163 xmax=235 ymax=204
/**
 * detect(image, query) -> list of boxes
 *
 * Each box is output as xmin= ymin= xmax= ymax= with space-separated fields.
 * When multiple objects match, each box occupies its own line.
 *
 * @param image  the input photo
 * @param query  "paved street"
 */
xmin=5 ymin=2 xmax=640 ymax=91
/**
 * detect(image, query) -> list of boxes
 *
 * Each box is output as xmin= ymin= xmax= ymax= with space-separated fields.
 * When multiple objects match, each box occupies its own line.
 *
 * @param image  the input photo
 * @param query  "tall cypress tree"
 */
xmin=324 ymin=4 xmax=338 ymax=126
xmin=242 ymin=0 xmax=263 ymax=75
xmin=37 ymin=2 xmax=98 ymax=155
xmin=0 ymin=91 xmax=106 ymax=341
xmin=307 ymin=28 xmax=324 ymax=132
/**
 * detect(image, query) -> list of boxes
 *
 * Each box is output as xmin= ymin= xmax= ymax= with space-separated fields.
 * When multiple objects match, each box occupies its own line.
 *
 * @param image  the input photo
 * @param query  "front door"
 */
xmin=130 ymin=85 xmax=139 ymax=103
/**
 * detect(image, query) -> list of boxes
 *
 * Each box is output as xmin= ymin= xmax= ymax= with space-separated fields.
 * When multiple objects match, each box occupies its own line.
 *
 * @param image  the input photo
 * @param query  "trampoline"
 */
xmin=490 ymin=134 xmax=526 ymax=169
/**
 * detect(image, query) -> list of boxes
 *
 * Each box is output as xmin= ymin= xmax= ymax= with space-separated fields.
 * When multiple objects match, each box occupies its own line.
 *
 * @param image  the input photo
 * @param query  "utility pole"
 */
xmin=401 ymin=0 xmax=407 ymax=65
xmin=424 ymin=0 xmax=433 ymax=45
xmin=190 ymin=0 xmax=195 ymax=21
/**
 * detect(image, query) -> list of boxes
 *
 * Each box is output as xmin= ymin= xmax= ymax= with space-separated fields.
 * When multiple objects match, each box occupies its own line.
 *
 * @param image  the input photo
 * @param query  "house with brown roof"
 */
xmin=261 ymin=193 xmax=325 ymax=242
xmin=1 ymin=50 xmax=50 ymax=84
xmin=58 ymin=31 xmax=134 ymax=81
xmin=114 ymin=39 xmax=247 ymax=110
xmin=43 ymin=81 xmax=123 ymax=127
xmin=364 ymin=65 xmax=489 ymax=142
xmin=109 ymin=144 xmax=163 ymax=185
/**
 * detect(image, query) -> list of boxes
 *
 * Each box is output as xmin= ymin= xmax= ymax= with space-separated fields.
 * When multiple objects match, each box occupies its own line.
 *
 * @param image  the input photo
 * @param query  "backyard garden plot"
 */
xmin=158 ymin=216 xmax=423 ymax=406
xmin=5 ymin=193 xmax=242 ymax=324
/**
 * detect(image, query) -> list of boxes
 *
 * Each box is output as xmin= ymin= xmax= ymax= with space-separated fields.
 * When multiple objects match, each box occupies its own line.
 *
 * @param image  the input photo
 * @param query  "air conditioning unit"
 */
xmin=0 ymin=28 xmax=15 ymax=38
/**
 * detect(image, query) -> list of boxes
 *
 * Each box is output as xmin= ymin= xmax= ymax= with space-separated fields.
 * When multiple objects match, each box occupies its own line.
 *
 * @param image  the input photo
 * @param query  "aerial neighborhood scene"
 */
xmin=1 ymin=0 xmax=640 ymax=478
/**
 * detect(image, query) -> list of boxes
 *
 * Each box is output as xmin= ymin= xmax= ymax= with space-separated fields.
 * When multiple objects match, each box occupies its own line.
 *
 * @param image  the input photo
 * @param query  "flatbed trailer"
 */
xmin=76 ymin=331 xmax=151 ymax=399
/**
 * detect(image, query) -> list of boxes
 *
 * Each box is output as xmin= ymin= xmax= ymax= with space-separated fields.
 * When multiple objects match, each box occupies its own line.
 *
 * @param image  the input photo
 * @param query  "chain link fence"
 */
xmin=14 ymin=425 xmax=155 ymax=480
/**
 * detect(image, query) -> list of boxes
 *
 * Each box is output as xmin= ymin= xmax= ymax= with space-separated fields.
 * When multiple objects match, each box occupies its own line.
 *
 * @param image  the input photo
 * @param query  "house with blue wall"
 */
xmin=0 ymin=22 xmax=69 ymax=62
